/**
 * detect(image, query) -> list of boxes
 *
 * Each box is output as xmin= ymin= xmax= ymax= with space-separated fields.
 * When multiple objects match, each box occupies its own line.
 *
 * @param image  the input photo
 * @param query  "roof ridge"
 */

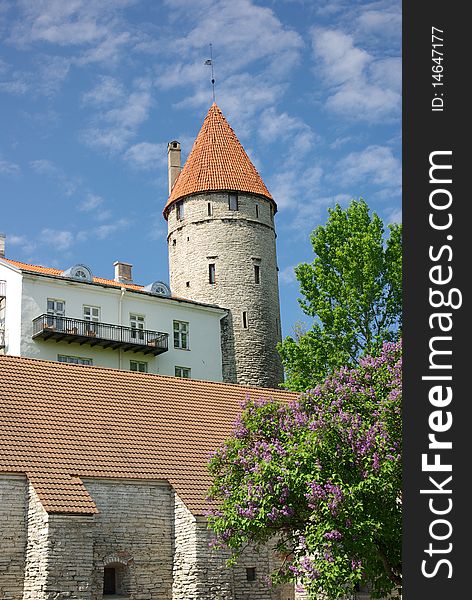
xmin=0 ymin=355 xmax=296 ymax=395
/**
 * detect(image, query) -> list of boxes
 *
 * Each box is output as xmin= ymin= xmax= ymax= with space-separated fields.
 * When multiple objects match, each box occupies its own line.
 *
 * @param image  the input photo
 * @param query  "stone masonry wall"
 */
xmin=167 ymin=192 xmax=284 ymax=388
xmin=84 ymin=478 xmax=174 ymax=600
xmin=0 ymin=475 xmax=27 ymax=599
xmin=173 ymin=492 xmax=293 ymax=600
xmin=23 ymin=482 xmax=94 ymax=600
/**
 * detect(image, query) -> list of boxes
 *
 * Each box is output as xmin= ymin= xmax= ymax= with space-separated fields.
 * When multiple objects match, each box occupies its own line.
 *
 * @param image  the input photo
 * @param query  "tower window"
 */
xmin=186 ymin=281 xmax=190 ymax=287
xmin=242 ymin=311 xmax=248 ymax=329
xmin=255 ymin=204 xmax=259 ymax=218
xmin=246 ymin=567 xmax=256 ymax=582
xmin=176 ymin=200 xmax=184 ymax=220
xmin=207 ymin=202 xmax=212 ymax=216
xmin=254 ymin=265 xmax=260 ymax=284
xmin=172 ymin=239 xmax=176 ymax=246
xmin=209 ymin=263 xmax=216 ymax=284
xmin=228 ymin=193 xmax=238 ymax=211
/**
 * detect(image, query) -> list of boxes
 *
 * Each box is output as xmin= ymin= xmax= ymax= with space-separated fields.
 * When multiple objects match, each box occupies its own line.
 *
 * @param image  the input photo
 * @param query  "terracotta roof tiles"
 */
xmin=164 ymin=103 xmax=274 ymax=216
xmin=0 ymin=356 xmax=297 ymax=515
xmin=1 ymin=258 xmax=143 ymax=291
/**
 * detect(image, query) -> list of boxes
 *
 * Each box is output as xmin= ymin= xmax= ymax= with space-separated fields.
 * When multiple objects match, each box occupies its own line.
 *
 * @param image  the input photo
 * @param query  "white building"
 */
xmin=0 ymin=254 xmax=226 ymax=381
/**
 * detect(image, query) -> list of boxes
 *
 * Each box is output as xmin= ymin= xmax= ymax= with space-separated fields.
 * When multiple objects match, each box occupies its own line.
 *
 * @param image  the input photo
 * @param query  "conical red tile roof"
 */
xmin=164 ymin=103 xmax=274 ymax=217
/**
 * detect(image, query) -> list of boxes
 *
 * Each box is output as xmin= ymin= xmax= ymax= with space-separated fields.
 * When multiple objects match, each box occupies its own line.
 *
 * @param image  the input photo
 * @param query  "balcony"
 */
xmin=32 ymin=314 xmax=169 ymax=356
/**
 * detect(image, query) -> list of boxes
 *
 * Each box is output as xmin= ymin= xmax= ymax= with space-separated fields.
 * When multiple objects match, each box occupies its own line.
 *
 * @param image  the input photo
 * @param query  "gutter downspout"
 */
xmin=118 ymin=287 xmax=126 ymax=370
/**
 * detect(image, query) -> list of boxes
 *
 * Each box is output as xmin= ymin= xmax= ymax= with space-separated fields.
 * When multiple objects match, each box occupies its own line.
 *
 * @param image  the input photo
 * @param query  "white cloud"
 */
xmin=123 ymin=142 xmax=167 ymax=171
xmin=80 ymin=78 xmax=153 ymax=154
xmin=40 ymin=228 xmax=74 ymax=250
xmin=311 ymin=27 xmax=400 ymax=122
xmin=258 ymin=108 xmax=316 ymax=155
xmin=8 ymin=1 xmax=138 ymax=67
xmin=269 ymin=164 xmax=323 ymax=211
xmin=335 ymin=145 xmax=401 ymax=189
xmin=79 ymin=194 xmax=104 ymax=212
xmin=82 ymin=76 xmax=125 ymax=106
xmin=289 ymin=193 xmax=352 ymax=233
xmin=0 ymin=159 xmax=21 ymax=176
xmin=356 ymin=8 xmax=402 ymax=39
xmin=279 ymin=265 xmax=297 ymax=285
xmin=30 ymin=159 xmax=78 ymax=196
xmin=6 ymin=234 xmax=37 ymax=255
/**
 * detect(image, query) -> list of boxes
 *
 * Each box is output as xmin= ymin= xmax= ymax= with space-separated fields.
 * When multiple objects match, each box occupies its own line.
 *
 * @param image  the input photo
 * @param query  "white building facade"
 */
xmin=0 ymin=258 xmax=226 ymax=381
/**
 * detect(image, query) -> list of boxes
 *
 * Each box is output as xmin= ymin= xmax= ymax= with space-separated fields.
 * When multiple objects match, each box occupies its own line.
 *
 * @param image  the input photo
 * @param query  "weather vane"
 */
xmin=204 ymin=43 xmax=216 ymax=103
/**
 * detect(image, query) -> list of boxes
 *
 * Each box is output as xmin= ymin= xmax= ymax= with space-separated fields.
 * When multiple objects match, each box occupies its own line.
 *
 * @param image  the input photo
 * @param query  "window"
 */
xmin=130 ymin=360 xmax=147 ymax=373
xmin=246 ymin=567 xmax=256 ymax=582
xmin=58 ymin=355 xmax=93 ymax=366
xmin=173 ymin=320 xmax=189 ymax=349
xmin=255 ymin=204 xmax=259 ymax=218
xmin=228 ymin=193 xmax=238 ymax=211
xmin=254 ymin=265 xmax=260 ymax=284
xmin=186 ymin=281 xmax=190 ymax=287
xmin=175 ymin=366 xmax=191 ymax=378
xmin=47 ymin=298 xmax=65 ymax=329
xmin=209 ymin=263 xmax=216 ymax=284
xmin=172 ymin=238 xmax=176 ymax=246
xmin=176 ymin=200 xmax=184 ymax=220
xmin=207 ymin=202 xmax=212 ymax=216
xmin=130 ymin=314 xmax=145 ymax=340
xmin=83 ymin=305 xmax=100 ymax=333
xmin=242 ymin=311 xmax=248 ymax=329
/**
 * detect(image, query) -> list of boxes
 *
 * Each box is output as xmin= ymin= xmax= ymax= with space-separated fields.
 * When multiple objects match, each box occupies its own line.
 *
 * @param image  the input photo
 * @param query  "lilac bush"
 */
xmin=207 ymin=341 xmax=402 ymax=599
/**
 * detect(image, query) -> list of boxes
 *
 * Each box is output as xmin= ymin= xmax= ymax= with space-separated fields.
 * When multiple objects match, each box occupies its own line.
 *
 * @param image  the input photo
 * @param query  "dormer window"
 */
xmin=62 ymin=264 xmax=93 ymax=283
xmin=228 ymin=193 xmax=238 ymax=211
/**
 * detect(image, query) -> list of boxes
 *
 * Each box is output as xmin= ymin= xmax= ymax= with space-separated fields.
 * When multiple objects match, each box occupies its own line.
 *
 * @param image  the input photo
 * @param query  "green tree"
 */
xmin=278 ymin=199 xmax=402 ymax=391
xmin=208 ymin=342 xmax=402 ymax=600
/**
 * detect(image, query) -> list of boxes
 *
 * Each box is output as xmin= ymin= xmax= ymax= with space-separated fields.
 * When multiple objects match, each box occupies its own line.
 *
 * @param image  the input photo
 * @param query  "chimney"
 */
xmin=113 ymin=261 xmax=133 ymax=284
xmin=167 ymin=140 xmax=181 ymax=194
xmin=0 ymin=234 xmax=5 ymax=259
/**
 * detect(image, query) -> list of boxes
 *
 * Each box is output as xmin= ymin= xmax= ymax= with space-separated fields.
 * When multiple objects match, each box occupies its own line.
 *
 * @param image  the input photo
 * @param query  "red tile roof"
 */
xmin=164 ymin=103 xmax=275 ymax=216
xmin=0 ymin=356 xmax=297 ymax=515
xmin=1 ymin=258 xmax=143 ymax=291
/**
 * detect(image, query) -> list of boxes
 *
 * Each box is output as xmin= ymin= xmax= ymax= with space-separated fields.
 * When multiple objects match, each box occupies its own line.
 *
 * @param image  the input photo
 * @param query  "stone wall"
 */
xmin=167 ymin=192 xmax=284 ymax=388
xmin=173 ymin=492 xmax=293 ymax=600
xmin=84 ymin=478 xmax=174 ymax=600
xmin=0 ymin=475 xmax=27 ymax=599
xmin=23 ymin=482 xmax=94 ymax=600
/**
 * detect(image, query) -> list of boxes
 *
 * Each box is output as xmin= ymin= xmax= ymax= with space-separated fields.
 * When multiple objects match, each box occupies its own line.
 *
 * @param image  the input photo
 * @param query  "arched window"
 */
xmin=102 ymin=555 xmax=132 ymax=597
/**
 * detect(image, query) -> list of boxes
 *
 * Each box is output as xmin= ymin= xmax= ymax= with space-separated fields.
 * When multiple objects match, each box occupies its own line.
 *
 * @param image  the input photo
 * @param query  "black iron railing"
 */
xmin=32 ymin=314 xmax=168 ymax=356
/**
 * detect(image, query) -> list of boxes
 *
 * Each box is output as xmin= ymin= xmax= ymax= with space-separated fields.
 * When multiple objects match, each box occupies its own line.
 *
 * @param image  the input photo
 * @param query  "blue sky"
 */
xmin=0 ymin=0 xmax=401 ymax=338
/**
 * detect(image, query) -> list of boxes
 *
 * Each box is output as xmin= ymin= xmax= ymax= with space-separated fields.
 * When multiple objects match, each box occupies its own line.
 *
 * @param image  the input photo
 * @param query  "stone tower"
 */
xmin=164 ymin=103 xmax=283 ymax=388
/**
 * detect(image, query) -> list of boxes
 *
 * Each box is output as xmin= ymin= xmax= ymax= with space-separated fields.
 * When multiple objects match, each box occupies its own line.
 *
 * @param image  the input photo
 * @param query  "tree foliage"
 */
xmin=208 ymin=341 xmax=402 ymax=600
xmin=278 ymin=200 xmax=402 ymax=391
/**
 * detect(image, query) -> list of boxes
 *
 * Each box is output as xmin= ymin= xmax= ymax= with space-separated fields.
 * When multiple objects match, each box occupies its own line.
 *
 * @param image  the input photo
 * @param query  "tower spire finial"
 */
xmin=204 ymin=43 xmax=216 ymax=103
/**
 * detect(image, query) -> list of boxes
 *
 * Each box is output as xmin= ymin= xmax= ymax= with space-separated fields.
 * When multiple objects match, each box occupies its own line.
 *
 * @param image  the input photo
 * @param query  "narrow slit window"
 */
xmin=228 ymin=193 xmax=238 ymax=211
xmin=242 ymin=311 xmax=248 ymax=329
xmin=255 ymin=204 xmax=259 ymax=218
xmin=254 ymin=265 xmax=260 ymax=284
xmin=209 ymin=263 xmax=216 ymax=284
xmin=207 ymin=202 xmax=212 ymax=216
